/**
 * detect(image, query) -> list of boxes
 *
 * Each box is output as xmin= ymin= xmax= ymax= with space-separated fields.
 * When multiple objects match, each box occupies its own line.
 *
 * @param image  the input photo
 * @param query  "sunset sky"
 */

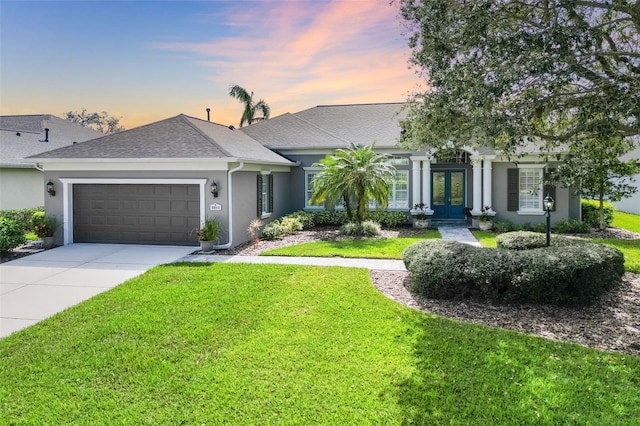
xmin=0 ymin=0 xmax=423 ymax=129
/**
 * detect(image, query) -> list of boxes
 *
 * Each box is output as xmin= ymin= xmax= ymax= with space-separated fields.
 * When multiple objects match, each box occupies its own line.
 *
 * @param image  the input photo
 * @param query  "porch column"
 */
xmin=422 ymin=159 xmax=431 ymax=206
xmin=483 ymin=158 xmax=493 ymax=208
xmin=412 ymin=159 xmax=421 ymax=205
xmin=471 ymin=158 xmax=482 ymax=213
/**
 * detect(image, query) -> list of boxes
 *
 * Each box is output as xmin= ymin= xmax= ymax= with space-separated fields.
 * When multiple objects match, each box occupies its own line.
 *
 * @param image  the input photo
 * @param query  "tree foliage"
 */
xmin=228 ymin=84 xmax=271 ymax=127
xmin=397 ymin=0 xmax=640 ymax=154
xmin=550 ymin=136 xmax=639 ymax=229
xmin=310 ymin=145 xmax=396 ymax=223
xmin=63 ymin=108 xmax=125 ymax=134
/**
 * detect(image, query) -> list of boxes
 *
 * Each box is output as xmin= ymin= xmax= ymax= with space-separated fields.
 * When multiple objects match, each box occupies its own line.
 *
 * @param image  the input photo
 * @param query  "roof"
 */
xmin=242 ymin=103 xmax=406 ymax=149
xmin=29 ymin=115 xmax=294 ymax=165
xmin=0 ymin=115 xmax=102 ymax=167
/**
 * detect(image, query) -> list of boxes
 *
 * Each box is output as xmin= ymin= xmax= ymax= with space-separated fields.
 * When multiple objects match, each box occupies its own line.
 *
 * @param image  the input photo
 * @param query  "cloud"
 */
xmin=152 ymin=0 xmax=420 ymax=122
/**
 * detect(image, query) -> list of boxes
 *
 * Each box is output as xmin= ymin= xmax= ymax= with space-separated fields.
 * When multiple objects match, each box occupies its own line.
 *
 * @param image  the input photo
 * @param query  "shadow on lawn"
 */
xmin=394 ymin=315 xmax=640 ymax=424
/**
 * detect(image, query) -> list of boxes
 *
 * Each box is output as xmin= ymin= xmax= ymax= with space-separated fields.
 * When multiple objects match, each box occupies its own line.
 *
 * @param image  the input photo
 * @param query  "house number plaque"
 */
xmin=210 ymin=203 xmax=222 ymax=211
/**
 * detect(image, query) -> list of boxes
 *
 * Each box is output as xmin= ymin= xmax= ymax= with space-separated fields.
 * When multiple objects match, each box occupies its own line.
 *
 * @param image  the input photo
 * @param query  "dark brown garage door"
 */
xmin=73 ymin=184 xmax=200 ymax=245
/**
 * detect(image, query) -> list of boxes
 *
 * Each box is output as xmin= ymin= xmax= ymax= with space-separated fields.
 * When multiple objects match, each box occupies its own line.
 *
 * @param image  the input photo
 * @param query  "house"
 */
xmin=0 ymin=115 xmax=102 ymax=210
xmin=30 ymin=103 xmax=580 ymax=248
xmin=28 ymin=114 xmax=295 ymax=247
xmin=611 ymin=141 xmax=640 ymax=215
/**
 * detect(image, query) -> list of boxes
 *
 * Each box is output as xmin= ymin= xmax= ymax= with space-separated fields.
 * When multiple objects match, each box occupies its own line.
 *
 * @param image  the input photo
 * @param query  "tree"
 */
xmin=550 ymin=137 xmax=639 ymax=230
xmin=63 ymin=108 xmax=125 ymax=134
xmin=309 ymin=144 xmax=396 ymax=223
xmin=228 ymin=84 xmax=271 ymax=127
xmin=396 ymin=0 xmax=639 ymax=155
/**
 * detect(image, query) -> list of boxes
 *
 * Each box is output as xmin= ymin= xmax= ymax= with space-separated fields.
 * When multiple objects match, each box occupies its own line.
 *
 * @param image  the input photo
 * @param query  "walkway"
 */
xmin=437 ymin=225 xmax=482 ymax=247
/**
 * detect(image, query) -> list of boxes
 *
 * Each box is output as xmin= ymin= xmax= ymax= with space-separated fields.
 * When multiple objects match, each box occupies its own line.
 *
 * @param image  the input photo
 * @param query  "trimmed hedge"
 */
xmin=0 ymin=207 xmax=44 ymax=231
xmin=403 ymin=234 xmax=625 ymax=306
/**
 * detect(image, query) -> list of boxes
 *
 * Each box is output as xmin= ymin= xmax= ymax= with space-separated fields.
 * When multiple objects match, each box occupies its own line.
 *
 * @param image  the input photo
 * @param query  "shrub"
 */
xmin=403 ymin=236 xmax=624 ymax=306
xmin=0 ymin=217 xmax=27 ymax=253
xmin=493 ymin=220 xmax=519 ymax=233
xmin=261 ymin=222 xmax=287 ymax=240
xmin=309 ymin=210 xmax=348 ymax=227
xmin=287 ymin=211 xmax=315 ymax=229
xmin=340 ymin=220 xmax=381 ymax=237
xmin=280 ymin=216 xmax=303 ymax=234
xmin=553 ymin=219 xmax=590 ymax=234
xmin=366 ymin=210 xmax=409 ymax=228
xmin=582 ymin=199 xmax=613 ymax=228
xmin=31 ymin=212 xmax=58 ymax=238
xmin=0 ymin=207 xmax=43 ymax=231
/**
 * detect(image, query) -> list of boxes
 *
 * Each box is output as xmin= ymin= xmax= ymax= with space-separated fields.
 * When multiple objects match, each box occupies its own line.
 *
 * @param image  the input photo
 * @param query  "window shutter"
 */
xmin=507 ymin=168 xmax=519 ymax=211
xmin=268 ymin=174 xmax=274 ymax=212
xmin=544 ymin=168 xmax=556 ymax=212
xmin=257 ymin=174 xmax=263 ymax=216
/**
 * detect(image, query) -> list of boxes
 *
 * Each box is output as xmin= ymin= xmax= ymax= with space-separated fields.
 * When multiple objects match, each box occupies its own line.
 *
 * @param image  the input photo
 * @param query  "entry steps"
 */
xmin=430 ymin=219 xmax=470 ymax=227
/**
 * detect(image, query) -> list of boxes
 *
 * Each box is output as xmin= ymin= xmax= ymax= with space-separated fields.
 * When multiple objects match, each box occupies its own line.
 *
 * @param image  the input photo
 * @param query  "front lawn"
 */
xmin=261 ymin=229 xmax=440 ymax=259
xmin=1 ymin=263 xmax=638 ymax=424
xmin=613 ymin=210 xmax=640 ymax=233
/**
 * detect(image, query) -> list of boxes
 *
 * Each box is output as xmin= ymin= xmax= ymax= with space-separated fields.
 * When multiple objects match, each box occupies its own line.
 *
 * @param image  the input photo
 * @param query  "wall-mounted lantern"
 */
xmin=46 ymin=180 xmax=56 ymax=197
xmin=211 ymin=181 xmax=218 ymax=198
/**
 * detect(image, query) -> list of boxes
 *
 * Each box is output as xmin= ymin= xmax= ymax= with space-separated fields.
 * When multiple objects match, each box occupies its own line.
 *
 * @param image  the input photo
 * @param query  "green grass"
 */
xmin=613 ymin=210 xmax=640 ymax=233
xmin=261 ymin=229 xmax=440 ymax=259
xmin=1 ymin=263 xmax=638 ymax=424
xmin=471 ymin=230 xmax=498 ymax=247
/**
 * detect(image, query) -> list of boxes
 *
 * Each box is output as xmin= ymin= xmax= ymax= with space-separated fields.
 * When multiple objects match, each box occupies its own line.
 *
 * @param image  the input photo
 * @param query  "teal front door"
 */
xmin=432 ymin=170 xmax=465 ymax=219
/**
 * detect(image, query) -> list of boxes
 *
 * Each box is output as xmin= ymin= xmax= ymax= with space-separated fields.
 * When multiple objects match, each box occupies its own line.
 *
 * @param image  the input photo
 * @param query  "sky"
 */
xmin=0 ymin=0 xmax=423 ymax=129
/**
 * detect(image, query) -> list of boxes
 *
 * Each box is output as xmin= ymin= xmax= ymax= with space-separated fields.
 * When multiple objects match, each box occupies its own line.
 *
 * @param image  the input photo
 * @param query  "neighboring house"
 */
xmin=28 ymin=115 xmax=295 ymax=247
xmin=0 ymin=114 xmax=102 ymax=210
xmin=30 ymin=104 xmax=580 ymax=248
xmin=612 ymin=142 xmax=640 ymax=215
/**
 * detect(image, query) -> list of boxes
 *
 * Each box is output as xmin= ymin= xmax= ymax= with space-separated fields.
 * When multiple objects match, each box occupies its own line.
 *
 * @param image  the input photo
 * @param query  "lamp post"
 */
xmin=544 ymin=193 xmax=555 ymax=247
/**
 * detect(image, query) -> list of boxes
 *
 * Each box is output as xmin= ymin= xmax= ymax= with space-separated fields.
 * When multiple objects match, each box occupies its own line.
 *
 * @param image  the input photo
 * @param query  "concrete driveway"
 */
xmin=0 ymin=243 xmax=196 ymax=338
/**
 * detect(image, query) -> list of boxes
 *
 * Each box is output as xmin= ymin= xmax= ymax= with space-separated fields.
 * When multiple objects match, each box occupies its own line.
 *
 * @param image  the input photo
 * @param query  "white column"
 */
xmin=412 ymin=160 xmax=421 ymax=206
xmin=472 ymin=159 xmax=482 ymax=213
xmin=483 ymin=158 xmax=492 ymax=208
xmin=422 ymin=159 xmax=431 ymax=206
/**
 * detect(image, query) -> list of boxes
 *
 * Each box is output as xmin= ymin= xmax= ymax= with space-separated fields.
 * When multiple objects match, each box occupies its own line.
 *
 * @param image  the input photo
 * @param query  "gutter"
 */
xmin=212 ymin=162 xmax=245 ymax=249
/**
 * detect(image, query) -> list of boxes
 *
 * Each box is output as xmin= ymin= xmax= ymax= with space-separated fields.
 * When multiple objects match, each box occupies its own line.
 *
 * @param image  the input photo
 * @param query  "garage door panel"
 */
xmin=74 ymin=184 xmax=200 ymax=245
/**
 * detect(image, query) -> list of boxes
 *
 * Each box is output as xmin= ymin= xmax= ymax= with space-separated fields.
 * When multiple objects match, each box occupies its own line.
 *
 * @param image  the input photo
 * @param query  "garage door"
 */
xmin=73 ymin=184 xmax=200 ymax=245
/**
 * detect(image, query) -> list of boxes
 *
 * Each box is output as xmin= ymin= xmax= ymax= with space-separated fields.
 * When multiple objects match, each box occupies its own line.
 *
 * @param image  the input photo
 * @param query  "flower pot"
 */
xmin=478 ymin=221 xmax=493 ymax=231
xmin=413 ymin=219 xmax=430 ymax=229
xmin=200 ymin=240 xmax=216 ymax=253
xmin=42 ymin=237 xmax=55 ymax=249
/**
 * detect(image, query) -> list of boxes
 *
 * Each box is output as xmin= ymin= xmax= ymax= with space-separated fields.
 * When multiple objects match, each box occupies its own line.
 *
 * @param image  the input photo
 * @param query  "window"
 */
xmin=518 ymin=168 xmax=543 ymax=211
xmin=304 ymin=169 xmax=322 ymax=209
xmin=257 ymin=173 xmax=273 ymax=217
xmin=369 ymin=170 xmax=410 ymax=209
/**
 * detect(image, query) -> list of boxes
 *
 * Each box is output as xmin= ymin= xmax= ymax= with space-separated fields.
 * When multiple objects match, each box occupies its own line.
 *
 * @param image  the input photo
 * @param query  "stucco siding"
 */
xmin=0 ymin=168 xmax=44 ymax=210
xmin=612 ymin=173 xmax=640 ymax=214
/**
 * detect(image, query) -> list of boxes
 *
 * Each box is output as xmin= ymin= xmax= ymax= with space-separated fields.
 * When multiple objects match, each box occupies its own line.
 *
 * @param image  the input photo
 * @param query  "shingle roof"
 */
xmin=243 ymin=103 xmax=406 ymax=149
xmin=29 ymin=115 xmax=293 ymax=165
xmin=0 ymin=115 xmax=102 ymax=167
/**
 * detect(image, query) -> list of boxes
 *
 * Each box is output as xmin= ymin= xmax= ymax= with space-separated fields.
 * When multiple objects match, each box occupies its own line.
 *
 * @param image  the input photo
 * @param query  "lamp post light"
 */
xmin=544 ymin=193 xmax=555 ymax=247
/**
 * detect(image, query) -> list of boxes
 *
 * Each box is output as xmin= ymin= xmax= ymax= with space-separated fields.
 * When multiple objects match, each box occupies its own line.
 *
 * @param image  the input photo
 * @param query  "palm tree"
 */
xmin=228 ymin=84 xmax=271 ymax=127
xmin=310 ymin=144 xmax=396 ymax=223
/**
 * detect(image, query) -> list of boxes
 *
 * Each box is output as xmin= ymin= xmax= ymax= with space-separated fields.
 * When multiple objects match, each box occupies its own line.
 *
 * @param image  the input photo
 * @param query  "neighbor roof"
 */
xmin=243 ymin=103 xmax=406 ymax=149
xmin=0 ymin=115 xmax=102 ymax=167
xmin=29 ymin=114 xmax=294 ymax=165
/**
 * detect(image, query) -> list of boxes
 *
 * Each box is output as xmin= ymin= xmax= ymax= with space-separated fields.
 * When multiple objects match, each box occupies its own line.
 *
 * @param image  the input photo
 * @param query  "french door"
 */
xmin=431 ymin=170 xmax=465 ymax=219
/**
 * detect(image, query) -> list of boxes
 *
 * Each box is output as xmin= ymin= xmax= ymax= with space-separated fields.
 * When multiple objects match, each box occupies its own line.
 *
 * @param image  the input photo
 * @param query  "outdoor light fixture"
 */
xmin=46 ymin=180 xmax=56 ymax=197
xmin=544 ymin=193 xmax=555 ymax=247
xmin=211 ymin=181 xmax=218 ymax=198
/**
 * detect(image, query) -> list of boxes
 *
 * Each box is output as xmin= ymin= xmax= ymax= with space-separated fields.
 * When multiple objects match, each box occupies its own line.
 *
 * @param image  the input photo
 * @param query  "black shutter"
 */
xmin=257 ymin=174 xmax=263 ymax=216
xmin=268 ymin=174 xmax=274 ymax=213
xmin=544 ymin=168 xmax=556 ymax=211
xmin=507 ymin=168 xmax=519 ymax=211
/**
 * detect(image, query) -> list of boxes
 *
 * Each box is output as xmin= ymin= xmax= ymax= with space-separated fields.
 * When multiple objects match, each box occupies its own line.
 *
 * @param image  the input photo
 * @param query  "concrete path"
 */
xmin=0 ymin=244 xmax=196 ymax=338
xmin=438 ymin=225 xmax=482 ymax=247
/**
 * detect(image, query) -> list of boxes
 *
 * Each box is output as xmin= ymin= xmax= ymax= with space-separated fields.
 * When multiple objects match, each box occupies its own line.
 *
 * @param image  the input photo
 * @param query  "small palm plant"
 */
xmin=197 ymin=217 xmax=221 ymax=242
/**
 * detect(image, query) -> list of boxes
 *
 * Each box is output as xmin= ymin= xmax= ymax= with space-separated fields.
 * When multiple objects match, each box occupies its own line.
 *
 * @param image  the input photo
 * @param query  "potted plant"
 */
xmin=477 ymin=206 xmax=495 ymax=231
xmin=410 ymin=202 xmax=434 ymax=228
xmin=196 ymin=217 xmax=221 ymax=252
xmin=31 ymin=212 xmax=57 ymax=249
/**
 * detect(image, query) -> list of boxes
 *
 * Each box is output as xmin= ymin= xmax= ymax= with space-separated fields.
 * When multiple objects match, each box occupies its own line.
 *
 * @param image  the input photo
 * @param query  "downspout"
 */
xmin=212 ymin=162 xmax=245 ymax=249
